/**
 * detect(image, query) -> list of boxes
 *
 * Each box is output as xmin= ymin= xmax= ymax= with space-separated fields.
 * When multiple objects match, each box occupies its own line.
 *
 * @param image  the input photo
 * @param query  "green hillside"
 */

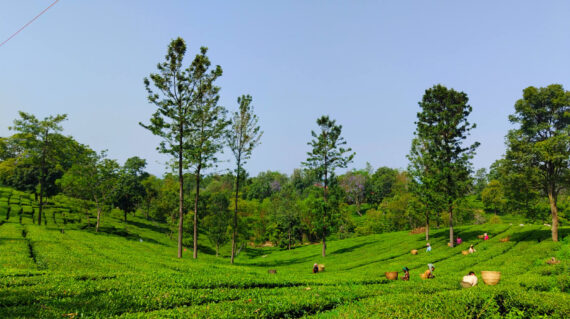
xmin=1 ymin=187 xmax=569 ymax=318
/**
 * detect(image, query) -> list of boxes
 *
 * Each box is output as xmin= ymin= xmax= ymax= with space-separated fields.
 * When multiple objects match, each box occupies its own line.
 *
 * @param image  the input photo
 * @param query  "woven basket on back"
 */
xmin=411 ymin=249 xmax=418 ymax=255
xmin=318 ymin=264 xmax=325 ymax=272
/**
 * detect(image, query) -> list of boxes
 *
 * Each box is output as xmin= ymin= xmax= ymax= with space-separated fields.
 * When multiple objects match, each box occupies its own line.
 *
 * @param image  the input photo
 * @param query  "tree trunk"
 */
xmin=425 ymin=213 xmax=429 ymax=241
xmin=38 ymin=133 xmax=47 ymax=226
xmin=38 ymin=175 xmax=44 ymax=225
xmin=231 ymin=159 xmax=241 ymax=264
xmin=193 ymin=165 xmax=201 ymax=259
xmin=322 ymin=166 xmax=327 ymax=257
xmin=547 ymin=187 xmax=559 ymax=242
xmin=288 ymin=225 xmax=292 ymax=250
xmin=356 ymin=199 xmax=362 ymax=216
xmin=448 ymin=204 xmax=454 ymax=248
xmin=96 ymin=204 xmax=101 ymax=233
xmin=177 ymin=124 xmax=184 ymax=259
xmin=216 ymin=243 xmax=219 ymax=257
xmin=436 ymin=211 xmax=440 ymax=228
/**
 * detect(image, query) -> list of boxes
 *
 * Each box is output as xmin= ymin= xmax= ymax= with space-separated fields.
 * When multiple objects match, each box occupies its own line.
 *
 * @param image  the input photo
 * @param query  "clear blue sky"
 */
xmin=1 ymin=1 xmax=569 ymax=177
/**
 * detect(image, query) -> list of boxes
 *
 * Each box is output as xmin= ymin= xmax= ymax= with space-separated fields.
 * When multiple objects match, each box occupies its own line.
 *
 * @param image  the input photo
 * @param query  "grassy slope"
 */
xmin=0 ymin=187 xmax=569 ymax=318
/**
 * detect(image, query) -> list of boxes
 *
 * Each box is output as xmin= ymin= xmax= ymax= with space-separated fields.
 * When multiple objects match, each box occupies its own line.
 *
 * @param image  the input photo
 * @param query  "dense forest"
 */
xmin=1 ymin=38 xmax=568 ymax=261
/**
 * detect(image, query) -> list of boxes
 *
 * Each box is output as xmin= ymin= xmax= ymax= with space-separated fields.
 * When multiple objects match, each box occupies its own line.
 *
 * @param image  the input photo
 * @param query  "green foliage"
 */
xmin=203 ymin=192 xmax=231 ymax=256
xmin=409 ymin=84 xmax=480 ymax=245
xmin=505 ymin=84 xmax=570 ymax=241
xmin=488 ymin=214 xmax=502 ymax=224
xmin=481 ymin=180 xmax=506 ymax=215
xmin=303 ymin=115 xmax=355 ymax=257
xmin=367 ymin=166 xmax=398 ymax=205
xmin=1 ymin=204 xmax=569 ymax=319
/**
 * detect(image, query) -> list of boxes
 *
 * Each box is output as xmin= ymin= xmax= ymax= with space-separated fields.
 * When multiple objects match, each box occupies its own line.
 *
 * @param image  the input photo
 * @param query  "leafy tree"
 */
xmin=290 ymin=168 xmax=315 ymax=195
xmin=339 ymin=171 xmax=366 ymax=215
xmin=481 ymin=180 xmax=505 ymax=215
xmin=9 ymin=111 xmax=67 ymax=225
xmin=411 ymin=85 xmax=479 ymax=247
xmin=505 ymin=84 xmax=570 ymax=241
xmin=185 ymin=56 xmax=225 ymax=260
xmin=303 ymin=115 xmax=355 ymax=257
xmin=140 ymin=37 xmax=217 ymax=258
xmin=367 ymin=167 xmax=398 ymax=205
xmin=226 ymin=94 xmax=262 ymax=264
xmin=490 ymin=158 xmax=542 ymax=220
xmin=268 ymin=185 xmax=300 ymax=250
xmin=141 ymin=175 xmax=162 ymax=220
xmin=58 ymin=150 xmax=120 ymax=232
xmin=408 ymin=137 xmax=443 ymax=240
xmin=203 ymin=192 xmax=231 ymax=257
xmin=473 ymin=168 xmax=488 ymax=197
xmin=245 ymin=171 xmax=287 ymax=201
xmin=116 ymin=157 xmax=148 ymax=222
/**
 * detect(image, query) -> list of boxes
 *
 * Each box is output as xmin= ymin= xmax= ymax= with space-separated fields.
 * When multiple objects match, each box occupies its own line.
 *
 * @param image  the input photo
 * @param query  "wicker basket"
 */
xmin=481 ymin=271 xmax=501 ymax=285
xmin=500 ymin=237 xmax=509 ymax=243
xmin=411 ymin=249 xmax=418 ymax=255
xmin=318 ymin=264 xmax=325 ymax=272
xmin=420 ymin=273 xmax=427 ymax=280
xmin=385 ymin=271 xmax=398 ymax=280
xmin=461 ymin=250 xmax=469 ymax=256
xmin=268 ymin=269 xmax=277 ymax=274
xmin=460 ymin=281 xmax=473 ymax=288
xmin=478 ymin=235 xmax=484 ymax=239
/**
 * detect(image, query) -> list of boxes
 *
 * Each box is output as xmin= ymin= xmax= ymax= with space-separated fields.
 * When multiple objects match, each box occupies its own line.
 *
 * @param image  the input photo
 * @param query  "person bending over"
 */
xmin=462 ymin=271 xmax=478 ymax=286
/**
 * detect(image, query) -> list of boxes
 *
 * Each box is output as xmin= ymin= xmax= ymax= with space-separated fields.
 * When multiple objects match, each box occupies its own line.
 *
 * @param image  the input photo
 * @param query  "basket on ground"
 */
xmin=500 ymin=237 xmax=509 ymax=242
xmin=411 ymin=249 xmax=418 ymax=255
xmin=478 ymin=235 xmax=485 ymax=239
xmin=385 ymin=271 xmax=398 ymax=280
xmin=481 ymin=271 xmax=501 ymax=285
xmin=461 ymin=250 xmax=469 ymax=255
xmin=318 ymin=264 xmax=325 ymax=272
xmin=460 ymin=281 xmax=473 ymax=288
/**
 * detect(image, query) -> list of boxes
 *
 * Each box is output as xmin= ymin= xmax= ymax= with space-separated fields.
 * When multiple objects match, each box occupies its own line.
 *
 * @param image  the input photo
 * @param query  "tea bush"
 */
xmin=0 ymin=186 xmax=568 ymax=318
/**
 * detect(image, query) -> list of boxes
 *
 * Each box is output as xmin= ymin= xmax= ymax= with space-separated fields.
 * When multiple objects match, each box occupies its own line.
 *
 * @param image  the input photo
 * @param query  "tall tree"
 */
xmin=185 ymin=54 xmax=225 ymax=259
xmin=226 ymin=94 xmax=262 ymax=264
xmin=303 ymin=115 xmax=354 ymax=257
xmin=408 ymin=137 xmax=442 ymax=240
xmin=506 ymin=84 xmax=570 ymax=241
xmin=9 ymin=111 xmax=67 ymax=225
xmin=411 ymin=85 xmax=479 ymax=247
xmin=141 ymin=37 xmax=216 ymax=258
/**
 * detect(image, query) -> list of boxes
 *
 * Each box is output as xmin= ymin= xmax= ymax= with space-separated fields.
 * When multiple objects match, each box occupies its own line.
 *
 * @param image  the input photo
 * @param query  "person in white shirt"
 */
xmin=462 ymin=271 xmax=478 ymax=286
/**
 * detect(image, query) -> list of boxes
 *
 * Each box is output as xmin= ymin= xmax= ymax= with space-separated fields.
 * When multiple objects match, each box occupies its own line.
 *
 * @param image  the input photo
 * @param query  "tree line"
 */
xmin=1 ymin=37 xmax=568 ymax=261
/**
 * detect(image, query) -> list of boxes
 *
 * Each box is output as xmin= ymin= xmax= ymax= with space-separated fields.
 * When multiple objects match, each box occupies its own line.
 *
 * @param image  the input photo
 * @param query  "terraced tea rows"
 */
xmin=0 ymin=187 xmax=569 ymax=318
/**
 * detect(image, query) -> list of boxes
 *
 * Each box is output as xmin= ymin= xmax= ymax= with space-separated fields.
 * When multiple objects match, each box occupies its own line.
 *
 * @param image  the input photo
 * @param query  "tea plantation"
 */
xmin=1 ymin=186 xmax=569 ymax=318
